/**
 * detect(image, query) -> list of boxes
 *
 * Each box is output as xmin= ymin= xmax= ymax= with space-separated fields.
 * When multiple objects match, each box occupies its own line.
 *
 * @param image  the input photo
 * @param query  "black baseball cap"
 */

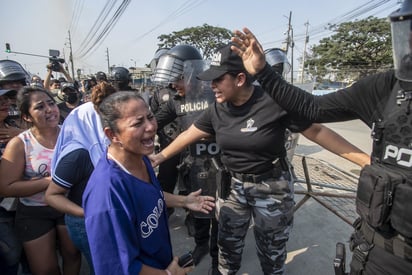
xmin=197 ymin=44 xmax=245 ymax=81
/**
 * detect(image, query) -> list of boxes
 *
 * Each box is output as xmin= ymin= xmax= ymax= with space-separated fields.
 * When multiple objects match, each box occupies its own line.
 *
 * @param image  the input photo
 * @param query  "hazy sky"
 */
xmin=0 ymin=0 xmax=399 ymax=77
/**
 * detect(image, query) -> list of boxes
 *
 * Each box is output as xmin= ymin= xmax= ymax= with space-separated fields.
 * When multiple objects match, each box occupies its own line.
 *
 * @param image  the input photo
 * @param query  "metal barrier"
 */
xmin=292 ymin=155 xmax=358 ymax=225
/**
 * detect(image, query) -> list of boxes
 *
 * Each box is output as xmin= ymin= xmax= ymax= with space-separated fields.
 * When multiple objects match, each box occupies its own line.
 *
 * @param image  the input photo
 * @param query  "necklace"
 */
xmin=107 ymin=152 xmax=132 ymax=175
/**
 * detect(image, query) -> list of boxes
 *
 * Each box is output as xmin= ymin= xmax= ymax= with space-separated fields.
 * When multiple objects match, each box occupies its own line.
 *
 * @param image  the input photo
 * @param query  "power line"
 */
xmin=76 ymin=0 xmax=131 ymax=59
xmin=261 ymin=0 xmax=396 ymax=48
xmin=131 ymin=0 xmax=206 ymax=43
xmin=75 ymin=0 xmax=118 ymax=56
xmin=68 ymin=0 xmax=85 ymax=38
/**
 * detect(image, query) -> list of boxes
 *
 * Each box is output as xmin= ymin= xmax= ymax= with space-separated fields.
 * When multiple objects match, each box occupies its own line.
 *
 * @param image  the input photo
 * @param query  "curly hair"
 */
xmin=90 ymin=81 xmax=117 ymax=110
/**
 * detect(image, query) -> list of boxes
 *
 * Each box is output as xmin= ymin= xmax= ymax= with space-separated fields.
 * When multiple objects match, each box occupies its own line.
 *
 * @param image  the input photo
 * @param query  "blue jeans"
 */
xmin=65 ymin=214 xmax=94 ymax=275
xmin=0 ymin=208 xmax=21 ymax=275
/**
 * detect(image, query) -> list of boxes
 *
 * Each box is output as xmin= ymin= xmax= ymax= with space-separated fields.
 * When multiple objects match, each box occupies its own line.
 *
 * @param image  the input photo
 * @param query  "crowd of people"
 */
xmin=0 ymin=58 xmax=215 ymax=275
xmin=1 ymin=1 xmax=412 ymax=274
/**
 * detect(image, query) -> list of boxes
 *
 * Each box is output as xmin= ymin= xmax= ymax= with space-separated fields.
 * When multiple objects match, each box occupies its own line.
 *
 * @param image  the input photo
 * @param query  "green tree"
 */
xmin=306 ymin=16 xmax=392 ymax=82
xmin=157 ymin=24 xmax=232 ymax=59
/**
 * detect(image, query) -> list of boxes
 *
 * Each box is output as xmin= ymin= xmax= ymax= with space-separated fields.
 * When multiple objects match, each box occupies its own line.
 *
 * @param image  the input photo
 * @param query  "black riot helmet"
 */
xmin=110 ymin=67 xmax=131 ymax=88
xmin=264 ymin=48 xmax=291 ymax=76
xmin=389 ymin=0 xmax=412 ymax=82
xmin=95 ymin=71 xmax=107 ymax=82
xmin=152 ymin=45 xmax=202 ymax=84
xmin=0 ymin=59 xmax=29 ymax=87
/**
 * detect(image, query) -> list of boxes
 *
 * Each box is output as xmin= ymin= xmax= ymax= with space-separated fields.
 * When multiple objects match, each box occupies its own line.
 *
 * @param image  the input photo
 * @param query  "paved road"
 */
xmin=170 ymin=120 xmax=372 ymax=275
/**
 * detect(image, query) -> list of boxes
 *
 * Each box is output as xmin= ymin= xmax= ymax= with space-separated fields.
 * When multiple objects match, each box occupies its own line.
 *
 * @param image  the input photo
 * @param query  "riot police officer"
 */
xmin=110 ymin=66 xmax=133 ymax=91
xmin=231 ymin=1 xmax=412 ymax=273
xmin=149 ymin=48 xmax=182 ymax=217
xmin=152 ymin=44 xmax=219 ymax=271
xmin=95 ymin=71 xmax=107 ymax=83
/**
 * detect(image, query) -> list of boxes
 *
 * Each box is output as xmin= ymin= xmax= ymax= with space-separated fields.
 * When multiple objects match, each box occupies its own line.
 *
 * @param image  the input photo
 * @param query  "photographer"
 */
xmin=44 ymin=61 xmax=73 ymax=92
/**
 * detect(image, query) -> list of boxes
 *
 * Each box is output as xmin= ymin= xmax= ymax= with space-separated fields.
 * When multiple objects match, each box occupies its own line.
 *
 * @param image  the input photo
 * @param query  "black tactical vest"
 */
xmin=371 ymin=81 xmax=412 ymax=169
xmin=357 ymin=80 xmax=412 ymax=239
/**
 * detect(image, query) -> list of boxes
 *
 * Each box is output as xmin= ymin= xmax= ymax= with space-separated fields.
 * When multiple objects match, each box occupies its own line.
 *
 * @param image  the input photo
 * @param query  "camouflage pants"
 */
xmin=217 ymin=171 xmax=294 ymax=275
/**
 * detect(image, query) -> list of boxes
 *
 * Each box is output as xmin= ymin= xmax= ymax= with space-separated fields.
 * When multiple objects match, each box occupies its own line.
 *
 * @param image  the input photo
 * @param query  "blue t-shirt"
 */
xmin=83 ymin=154 xmax=173 ymax=275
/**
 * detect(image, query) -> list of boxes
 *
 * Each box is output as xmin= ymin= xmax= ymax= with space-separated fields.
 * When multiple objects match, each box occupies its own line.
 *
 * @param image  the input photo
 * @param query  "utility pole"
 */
xmin=283 ymin=11 xmax=295 ymax=84
xmin=300 ymin=21 xmax=310 ymax=83
xmin=67 ymin=30 xmax=75 ymax=80
xmin=284 ymin=11 xmax=292 ymax=54
xmin=106 ymin=48 xmax=111 ymax=74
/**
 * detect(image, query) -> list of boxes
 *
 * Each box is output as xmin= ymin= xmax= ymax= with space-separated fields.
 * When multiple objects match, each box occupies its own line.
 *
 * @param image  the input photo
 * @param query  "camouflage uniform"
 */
xmin=218 ymin=170 xmax=293 ymax=275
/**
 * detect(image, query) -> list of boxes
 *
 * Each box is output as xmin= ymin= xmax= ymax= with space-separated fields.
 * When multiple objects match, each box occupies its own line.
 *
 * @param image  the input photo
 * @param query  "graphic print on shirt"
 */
xmin=240 ymin=118 xmax=258 ymax=132
xmin=140 ymin=198 xmax=164 ymax=238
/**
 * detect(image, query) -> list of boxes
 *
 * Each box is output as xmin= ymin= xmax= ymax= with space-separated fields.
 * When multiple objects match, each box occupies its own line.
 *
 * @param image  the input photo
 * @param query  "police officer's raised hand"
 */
xmin=231 ymin=27 xmax=266 ymax=76
xmin=184 ymin=189 xmax=215 ymax=214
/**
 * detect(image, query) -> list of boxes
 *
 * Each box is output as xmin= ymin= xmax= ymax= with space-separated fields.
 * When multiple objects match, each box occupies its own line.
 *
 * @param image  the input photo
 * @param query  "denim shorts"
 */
xmin=65 ymin=214 xmax=94 ymax=275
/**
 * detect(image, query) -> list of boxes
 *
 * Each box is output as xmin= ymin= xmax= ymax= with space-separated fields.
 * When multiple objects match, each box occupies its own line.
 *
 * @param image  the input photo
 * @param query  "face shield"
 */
xmin=178 ymin=59 xmax=215 ymax=129
xmin=152 ymin=54 xmax=184 ymax=84
xmin=390 ymin=0 xmax=412 ymax=82
xmin=0 ymin=60 xmax=30 ymax=86
xmin=264 ymin=48 xmax=291 ymax=75
xmin=150 ymin=48 xmax=170 ymax=72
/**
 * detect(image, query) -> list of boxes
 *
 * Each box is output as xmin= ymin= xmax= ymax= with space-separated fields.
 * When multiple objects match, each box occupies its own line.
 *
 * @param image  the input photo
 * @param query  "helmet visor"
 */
xmin=0 ymin=60 xmax=29 ymax=84
xmin=391 ymin=18 xmax=412 ymax=81
xmin=264 ymin=49 xmax=291 ymax=75
xmin=152 ymin=55 xmax=184 ymax=84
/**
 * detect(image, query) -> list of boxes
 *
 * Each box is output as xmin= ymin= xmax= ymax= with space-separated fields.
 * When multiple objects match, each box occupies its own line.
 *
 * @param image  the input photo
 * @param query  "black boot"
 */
xmin=192 ymin=243 xmax=209 ymax=265
xmin=209 ymin=266 xmax=221 ymax=275
xmin=209 ymin=255 xmax=220 ymax=275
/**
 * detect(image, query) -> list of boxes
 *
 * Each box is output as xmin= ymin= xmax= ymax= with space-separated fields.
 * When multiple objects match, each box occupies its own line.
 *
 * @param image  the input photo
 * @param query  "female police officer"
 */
xmin=151 ymin=43 xmax=370 ymax=274
xmin=231 ymin=1 xmax=412 ymax=273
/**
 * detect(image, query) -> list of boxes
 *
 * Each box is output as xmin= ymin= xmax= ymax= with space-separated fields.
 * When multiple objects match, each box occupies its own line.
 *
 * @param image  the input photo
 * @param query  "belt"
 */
xmin=229 ymin=158 xmax=288 ymax=183
xmin=360 ymin=220 xmax=412 ymax=261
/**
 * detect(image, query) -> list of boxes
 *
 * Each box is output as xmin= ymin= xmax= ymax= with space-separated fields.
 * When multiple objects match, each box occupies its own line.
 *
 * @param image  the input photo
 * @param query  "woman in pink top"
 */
xmin=0 ymin=86 xmax=80 ymax=275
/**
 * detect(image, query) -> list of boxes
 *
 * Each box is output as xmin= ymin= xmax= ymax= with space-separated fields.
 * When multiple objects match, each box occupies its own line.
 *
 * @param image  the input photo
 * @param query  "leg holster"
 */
xmin=349 ymin=218 xmax=374 ymax=275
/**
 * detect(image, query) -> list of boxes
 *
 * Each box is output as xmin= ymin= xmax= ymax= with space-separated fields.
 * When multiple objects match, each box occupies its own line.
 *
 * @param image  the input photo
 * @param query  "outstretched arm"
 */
xmin=301 ymin=123 xmax=370 ymax=168
xmin=163 ymin=189 xmax=215 ymax=214
xmin=149 ymin=124 xmax=210 ymax=167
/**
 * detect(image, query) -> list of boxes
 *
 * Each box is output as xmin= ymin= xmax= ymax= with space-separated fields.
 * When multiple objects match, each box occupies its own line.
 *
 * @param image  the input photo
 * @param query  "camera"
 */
xmin=48 ymin=57 xmax=65 ymax=72
xmin=47 ymin=49 xmax=65 ymax=72
xmin=178 ymin=251 xmax=194 ymax=268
